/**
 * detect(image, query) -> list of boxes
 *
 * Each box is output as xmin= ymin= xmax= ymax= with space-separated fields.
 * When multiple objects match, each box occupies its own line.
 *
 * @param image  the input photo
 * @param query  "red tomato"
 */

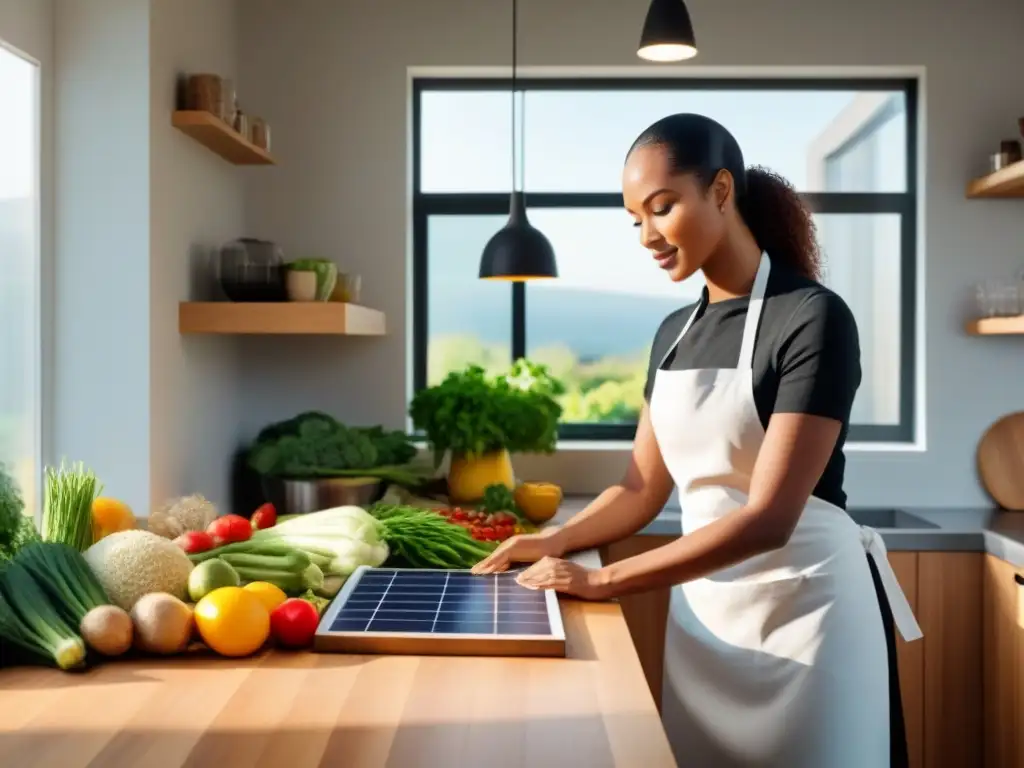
xmin=173 ymin=530 xmax=216 ymax=554
xmin=250 ymin=502 xmax=277 ymax=530
xmin=207 ymin=514 xmax=253 ymax=545
xmin=453 ymin=510 xmax=467 ymax=521
xmin=270 ymin=598 xmax=320 ymax=649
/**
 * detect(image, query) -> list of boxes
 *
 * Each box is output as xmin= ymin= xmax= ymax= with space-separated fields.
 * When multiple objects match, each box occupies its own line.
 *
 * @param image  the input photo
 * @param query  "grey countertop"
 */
xmin=557 ymin=496 xmax=1024 ymax=568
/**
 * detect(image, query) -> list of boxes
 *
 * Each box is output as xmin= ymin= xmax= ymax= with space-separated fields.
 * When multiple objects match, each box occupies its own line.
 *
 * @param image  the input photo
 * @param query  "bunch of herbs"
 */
xmin=409 ymin=359 xmax=564 ymax=466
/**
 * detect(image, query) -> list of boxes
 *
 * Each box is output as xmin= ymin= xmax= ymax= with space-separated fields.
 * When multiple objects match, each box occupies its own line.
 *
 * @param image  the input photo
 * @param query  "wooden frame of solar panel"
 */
xmin=314 ymin=566 xmax=567 ymax=657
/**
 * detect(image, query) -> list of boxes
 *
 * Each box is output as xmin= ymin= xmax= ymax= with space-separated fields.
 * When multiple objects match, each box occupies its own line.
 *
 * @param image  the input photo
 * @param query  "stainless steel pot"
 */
xmin=261 ymin=476 xmax=384 ymax=515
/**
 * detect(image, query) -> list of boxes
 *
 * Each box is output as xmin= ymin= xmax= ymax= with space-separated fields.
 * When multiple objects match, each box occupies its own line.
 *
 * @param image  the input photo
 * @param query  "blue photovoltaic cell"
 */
xmin=329 ymin=569 xmax=553 ymax=636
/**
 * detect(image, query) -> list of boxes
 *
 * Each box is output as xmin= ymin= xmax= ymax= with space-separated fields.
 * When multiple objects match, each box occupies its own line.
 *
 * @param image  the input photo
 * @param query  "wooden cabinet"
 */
xmin=983 ymin=553 xmax=1024 ymax=768
xmin=917 ymin=553 xmax=983 ymax=768
xmin=601 ymin=540 xmax=983 ymax=768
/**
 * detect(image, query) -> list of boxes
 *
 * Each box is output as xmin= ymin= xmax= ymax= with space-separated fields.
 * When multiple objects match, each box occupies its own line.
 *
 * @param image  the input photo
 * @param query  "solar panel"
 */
xmin=313 ymin=566 xmax=566 ymax=658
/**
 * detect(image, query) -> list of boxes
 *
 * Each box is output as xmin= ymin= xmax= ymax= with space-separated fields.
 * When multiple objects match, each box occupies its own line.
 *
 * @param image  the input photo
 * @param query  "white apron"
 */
xmin=650 ymin=252 xmax=922 ymax=768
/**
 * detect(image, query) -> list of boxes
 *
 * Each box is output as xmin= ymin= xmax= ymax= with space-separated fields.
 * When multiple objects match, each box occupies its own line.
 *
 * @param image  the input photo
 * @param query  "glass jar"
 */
xmin=217 ymin=238 xmax=287 ymax=302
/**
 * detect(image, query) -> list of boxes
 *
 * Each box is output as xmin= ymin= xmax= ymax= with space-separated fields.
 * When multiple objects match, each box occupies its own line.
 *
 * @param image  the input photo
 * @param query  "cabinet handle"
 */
xmin=1015 ymin=574 xmax=1024 ymax=586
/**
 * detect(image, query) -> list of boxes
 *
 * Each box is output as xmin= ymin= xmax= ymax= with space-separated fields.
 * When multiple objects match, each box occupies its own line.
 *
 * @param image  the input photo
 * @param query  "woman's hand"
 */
xmin=515 ymin=556 xmax=610 ymax=600
xmin=470 ymin=529 xmax=565 ymax=575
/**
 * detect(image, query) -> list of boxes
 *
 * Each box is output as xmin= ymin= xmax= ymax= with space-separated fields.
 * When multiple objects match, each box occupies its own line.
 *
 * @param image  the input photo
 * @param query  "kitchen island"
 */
xmin=0 ymin=594 xmax=676 ymax=768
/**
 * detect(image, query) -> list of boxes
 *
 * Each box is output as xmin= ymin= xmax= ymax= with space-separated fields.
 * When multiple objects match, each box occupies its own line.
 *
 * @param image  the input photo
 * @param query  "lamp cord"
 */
xmin=511 ymin=0 xmax=518 ymax=194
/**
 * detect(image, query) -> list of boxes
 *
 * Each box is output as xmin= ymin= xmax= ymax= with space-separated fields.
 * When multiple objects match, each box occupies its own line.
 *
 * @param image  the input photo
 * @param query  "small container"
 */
xmin=1000 ymin=139 xmax=1022 ymax=164
xmin=186 ymin=74 xmax=222 ymax=115
xmin=330 ymin=273 xmax=362 ymax=303
xmin=220 ymin=78 xmax=237 ymax=125
xmin=250 ymin=118 xmax=271 ymax=151
xmin=233 ymin=108 xmax=249 ymax=138
xmin=286 ymin=270 xmax=318 ymax=301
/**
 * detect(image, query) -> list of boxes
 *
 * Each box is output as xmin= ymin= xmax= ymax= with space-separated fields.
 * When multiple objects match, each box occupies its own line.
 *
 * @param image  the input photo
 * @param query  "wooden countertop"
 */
xmin=0 ymin=597 xmax=676 ymax=768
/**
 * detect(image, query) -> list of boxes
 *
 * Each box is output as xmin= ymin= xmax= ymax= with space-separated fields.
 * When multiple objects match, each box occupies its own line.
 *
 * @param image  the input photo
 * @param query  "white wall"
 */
xmin=149 ymin=0 xmax=244 ymax=514
xmin=51 ymin=0 xmax=243 ymax=516
xmin=54 ymin=0 xmax=151 ymax=511
xmin=237 ymin=0 xmax=1024 ymax=508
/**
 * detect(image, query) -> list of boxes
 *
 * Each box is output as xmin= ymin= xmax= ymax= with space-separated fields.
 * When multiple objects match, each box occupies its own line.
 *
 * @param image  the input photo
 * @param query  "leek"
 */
xmin=16 ymin=542 xmax=110 ymax=627
xmin=0 ymin=560 xmax=86 ymax=670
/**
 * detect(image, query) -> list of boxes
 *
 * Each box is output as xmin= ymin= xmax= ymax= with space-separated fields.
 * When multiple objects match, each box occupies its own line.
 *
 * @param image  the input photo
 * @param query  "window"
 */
xmin=412 ymin=78 xmax=918 ymax=443
xmin=0 ymin=41 xmax=41 ymax=510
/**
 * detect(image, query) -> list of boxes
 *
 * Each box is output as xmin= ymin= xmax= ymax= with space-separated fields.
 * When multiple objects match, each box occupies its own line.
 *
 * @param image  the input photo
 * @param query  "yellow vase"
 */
xmin=447 ymin=449 xmax=514 ymax=504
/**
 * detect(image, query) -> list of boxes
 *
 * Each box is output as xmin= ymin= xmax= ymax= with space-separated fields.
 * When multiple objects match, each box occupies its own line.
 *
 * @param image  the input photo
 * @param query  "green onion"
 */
xmin=0 ymin=559 xmax=86 ymax=670
xmin=41 ymin=461 xmax=102 ymax=551
xmin=16 ymin=542 xmax=110 ymax=627
xmin=367 ymin=505 xmax=494 ymax=569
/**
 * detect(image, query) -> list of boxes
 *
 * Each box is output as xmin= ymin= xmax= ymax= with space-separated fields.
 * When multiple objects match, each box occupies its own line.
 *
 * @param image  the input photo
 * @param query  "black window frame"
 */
xmin=412 ymin=76 xmax=919 ymax=444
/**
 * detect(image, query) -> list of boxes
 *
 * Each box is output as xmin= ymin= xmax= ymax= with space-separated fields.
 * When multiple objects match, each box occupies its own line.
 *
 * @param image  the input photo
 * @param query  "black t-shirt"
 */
xmin=643 ymin=260 xmax=862 ymax=509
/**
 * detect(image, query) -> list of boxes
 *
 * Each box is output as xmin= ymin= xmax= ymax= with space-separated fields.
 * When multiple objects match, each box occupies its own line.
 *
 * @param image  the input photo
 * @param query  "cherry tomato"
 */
xmin=251 ymin=502 xmax=277 ymax=530
xmin=270 ymin=598 xmax=320 ymax=649
xmin=174 ymin=530 xmax=216 ymax=554
xmin=207 ymin=514 xmax=253 ymax=545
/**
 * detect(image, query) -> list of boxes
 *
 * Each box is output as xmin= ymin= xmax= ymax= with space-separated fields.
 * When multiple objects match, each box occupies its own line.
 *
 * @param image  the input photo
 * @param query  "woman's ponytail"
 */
xmin=737 ymin=166 xmax=823 ymax=282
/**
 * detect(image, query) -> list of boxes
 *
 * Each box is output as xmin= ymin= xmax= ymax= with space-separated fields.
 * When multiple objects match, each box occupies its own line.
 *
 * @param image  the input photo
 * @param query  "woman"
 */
xmin=472 ymin=113 xmax=922 ymax=767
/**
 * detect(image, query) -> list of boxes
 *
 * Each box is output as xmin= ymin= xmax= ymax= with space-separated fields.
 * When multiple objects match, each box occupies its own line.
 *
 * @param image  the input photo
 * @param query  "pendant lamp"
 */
xmin=637 ymin=0 xmax=698 ymax=62
xmin=478 ymin=0 xmax=557 ymax=281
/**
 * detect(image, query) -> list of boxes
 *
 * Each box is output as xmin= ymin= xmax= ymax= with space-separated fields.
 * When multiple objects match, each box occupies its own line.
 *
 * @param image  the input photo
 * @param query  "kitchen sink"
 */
xmin=846 ymin=507 xmax=939 ymax=530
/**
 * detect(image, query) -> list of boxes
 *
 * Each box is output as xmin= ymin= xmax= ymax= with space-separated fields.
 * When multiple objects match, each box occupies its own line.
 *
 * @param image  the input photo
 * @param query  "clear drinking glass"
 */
xmin=976 ymin=281 xmax=998 ymax=318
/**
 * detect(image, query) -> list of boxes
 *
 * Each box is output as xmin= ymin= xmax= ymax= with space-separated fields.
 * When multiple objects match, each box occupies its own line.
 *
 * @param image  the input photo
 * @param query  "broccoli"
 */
xmin=246 ymin=413 xmax=417 ymax=479
xmin=0 ymin=464 xmax=38 ymax=562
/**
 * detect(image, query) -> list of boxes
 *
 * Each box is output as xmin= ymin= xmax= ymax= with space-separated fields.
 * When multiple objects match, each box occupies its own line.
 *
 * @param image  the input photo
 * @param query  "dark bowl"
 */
xmin=220 ymin=264 xmax=287 ymax=302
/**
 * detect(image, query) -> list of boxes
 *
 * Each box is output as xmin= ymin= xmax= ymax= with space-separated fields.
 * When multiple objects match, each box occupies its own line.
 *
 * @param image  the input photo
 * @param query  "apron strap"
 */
xmin=657 ymin=293 xmax=707 ymax=369
xmin=859 ymin=526 xmax=924 ymax=642
xmin=737 ymin=252 xmax=771 ymax=370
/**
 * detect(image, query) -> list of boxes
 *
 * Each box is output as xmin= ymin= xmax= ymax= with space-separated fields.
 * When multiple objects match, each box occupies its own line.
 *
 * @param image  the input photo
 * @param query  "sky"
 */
xmin=0 ymin=45 xmax=36 ymax=202
xmin=421 ymin=87 xmax=906 ymax=300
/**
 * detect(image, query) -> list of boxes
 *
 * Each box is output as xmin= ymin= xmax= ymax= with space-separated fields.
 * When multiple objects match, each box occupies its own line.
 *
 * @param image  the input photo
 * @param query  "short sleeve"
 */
xmin=772 ymin=291 xmax=862 ymax=421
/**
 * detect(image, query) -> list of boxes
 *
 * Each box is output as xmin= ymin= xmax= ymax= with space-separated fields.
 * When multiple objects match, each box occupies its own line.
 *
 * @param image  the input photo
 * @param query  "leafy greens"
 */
xmin=246 ymin=411 xmax=422 ymax=485
xmin=409 ymin=360 xmax=564 ymax=466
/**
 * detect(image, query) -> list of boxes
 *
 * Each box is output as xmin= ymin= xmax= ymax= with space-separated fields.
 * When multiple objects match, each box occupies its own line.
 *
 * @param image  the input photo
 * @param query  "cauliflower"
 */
xmin=148 ymin=493 xmax=218 ymax=539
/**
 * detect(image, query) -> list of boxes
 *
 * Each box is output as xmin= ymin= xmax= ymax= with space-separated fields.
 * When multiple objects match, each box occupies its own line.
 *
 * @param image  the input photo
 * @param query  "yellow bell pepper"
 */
xmin=513 ymin=482 xmax=563 ymax=524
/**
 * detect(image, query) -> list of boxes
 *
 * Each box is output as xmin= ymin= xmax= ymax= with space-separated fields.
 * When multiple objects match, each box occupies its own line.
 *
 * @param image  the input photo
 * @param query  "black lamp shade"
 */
xmin=637 ymin=0 xmax=698 ymax=62
xmin=479 ymin=192 xmax=558 ymax=280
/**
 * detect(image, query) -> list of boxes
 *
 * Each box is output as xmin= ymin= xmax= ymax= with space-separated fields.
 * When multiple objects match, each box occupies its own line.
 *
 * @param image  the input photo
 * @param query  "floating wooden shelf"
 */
xmin=171 ymin=111 xmax=275 ymax=166
xmin=179 ymin=302 xmax=385 ymax=336
xmin=965 ymin=160 xmax=1024 ymax=198
xmin=965 ymin=316 xmax=1024 ymax=335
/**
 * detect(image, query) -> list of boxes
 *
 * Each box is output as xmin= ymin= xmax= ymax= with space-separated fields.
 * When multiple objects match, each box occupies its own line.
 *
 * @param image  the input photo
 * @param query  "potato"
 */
xmin=130 ymin=592 xmax=193 ymax=655
xmin=80 ymin=605 xmax=133 ymax=656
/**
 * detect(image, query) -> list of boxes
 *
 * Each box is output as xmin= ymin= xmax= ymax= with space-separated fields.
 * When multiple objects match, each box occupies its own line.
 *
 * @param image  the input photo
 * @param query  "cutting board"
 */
xmin=977 ymin=411 xmax=1024 ymax=510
